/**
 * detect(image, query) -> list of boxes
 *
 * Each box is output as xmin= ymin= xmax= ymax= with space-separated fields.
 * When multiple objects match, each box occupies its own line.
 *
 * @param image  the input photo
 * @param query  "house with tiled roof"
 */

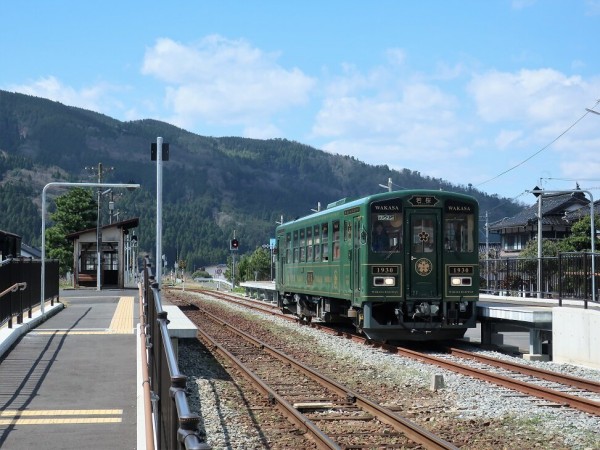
xmin=488 ymin=190 xmax=590 ymax=256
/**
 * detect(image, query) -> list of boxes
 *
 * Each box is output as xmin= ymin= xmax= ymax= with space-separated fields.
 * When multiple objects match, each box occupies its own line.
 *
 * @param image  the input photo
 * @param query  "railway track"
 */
xmin=181 ymin=288 xmax=600 ymax=417
xmin=185 ymin=300 xmax=459 ymax=449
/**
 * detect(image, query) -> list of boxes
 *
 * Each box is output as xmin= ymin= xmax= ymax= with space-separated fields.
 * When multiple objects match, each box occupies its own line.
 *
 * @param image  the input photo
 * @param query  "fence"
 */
xmin=480 ymin=252 xmax=600 ymax=308
xmin=142 ymin=262 xmax=211 ymax=450
xmin=0 ymin=257 xmax=59 ymax=328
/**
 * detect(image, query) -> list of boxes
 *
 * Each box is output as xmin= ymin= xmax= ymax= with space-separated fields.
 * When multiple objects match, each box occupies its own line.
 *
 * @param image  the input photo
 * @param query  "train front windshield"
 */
xmin=370 ymin=211 xmax=403 ymax=252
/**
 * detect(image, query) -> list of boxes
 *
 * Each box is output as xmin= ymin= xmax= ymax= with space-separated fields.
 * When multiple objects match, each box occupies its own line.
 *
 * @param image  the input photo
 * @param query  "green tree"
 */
xmin=232 ymin=247 xmax=271 ymax=282
xmin=46 ymin=188 xmax=97 ymax=275
xmin=560 ymin=214 xmax=600 ymax=252
xmin=519 ymin=238 xmax=564 ymax=258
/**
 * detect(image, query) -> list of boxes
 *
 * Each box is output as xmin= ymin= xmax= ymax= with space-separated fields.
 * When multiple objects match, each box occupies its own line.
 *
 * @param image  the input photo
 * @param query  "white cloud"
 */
xmin=585 ymin=0 xmax=600 ymax=16
xmin=7 ymin=76 xmax=124 ymax=113
xmin=495 ymin=129 xmax=523 ymax=149
xmin=141 ymin=36 xmax=316 ymax=131
xmin=468 ymin=69 xmax=590 ymax=124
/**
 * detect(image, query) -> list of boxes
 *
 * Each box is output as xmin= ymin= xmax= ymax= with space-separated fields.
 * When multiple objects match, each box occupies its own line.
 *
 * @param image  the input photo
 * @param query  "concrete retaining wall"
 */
xmin=552 ymin=307 xmax=600 ymax=369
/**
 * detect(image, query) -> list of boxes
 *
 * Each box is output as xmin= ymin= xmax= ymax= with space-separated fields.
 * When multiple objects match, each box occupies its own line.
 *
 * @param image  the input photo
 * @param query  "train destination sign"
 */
xmin=408 ymin=195 xmax=439 ymax=207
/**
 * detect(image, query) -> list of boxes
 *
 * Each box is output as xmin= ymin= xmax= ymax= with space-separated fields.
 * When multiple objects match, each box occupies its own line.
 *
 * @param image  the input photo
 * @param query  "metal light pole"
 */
xmin=156 ymin=137 xmax=163 ymax=286
xmin=41 ymin=182 xmax=140 ymax=315
xmin=529 ymin=188 xmax=596 ymax=302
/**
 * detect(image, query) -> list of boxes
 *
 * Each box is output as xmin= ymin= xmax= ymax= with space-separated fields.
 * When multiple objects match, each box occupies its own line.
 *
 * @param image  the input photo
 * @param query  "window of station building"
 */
xmin=444 ymin=212 xmax=475 ymax=252
xmin=82 ymin=250 xmax=96 ymax=271
xmin=313 ymin=225 xmax=321 ymax=262
xmin=299 ymin=229 xmax=306 ymax=262
xmin=321 ymin=223 xmax=329 ymax=261
xmin=332 ymin=221 xmax=341 ymax=261
xmin=293 ymin=230 xmax=299 ymax=263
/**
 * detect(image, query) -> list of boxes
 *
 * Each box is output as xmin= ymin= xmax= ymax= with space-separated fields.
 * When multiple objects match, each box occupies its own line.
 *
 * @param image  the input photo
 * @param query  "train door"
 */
xmin=350 ymin=216 xmax=362 ymax=303
xmin=406 ymin=210 xmax=441 ymax=299
xmin=276 ymin=234 xmax=287 ymax=287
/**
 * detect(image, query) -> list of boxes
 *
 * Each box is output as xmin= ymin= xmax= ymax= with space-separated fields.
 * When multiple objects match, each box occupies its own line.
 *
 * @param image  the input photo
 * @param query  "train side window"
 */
xmin=300 ymin=229 xmax=306 ymax=262
xmin=286 ymin=233 xmax=291 ymax=263
xmin=314 ymin=225 xmax=321 ymax=261
xmin=344 ymin=220 xmax=352 ymax=241
xmin=293 ymin=230 xmax=299 ymax=263
xmin=332 ymin=221 xmax=341 ymax=261
xmin=445 ymin=213 xmax=475 ymax=252
xmin=306 ymin=227 xmax=313 ymax=262
xmin=321 ymin=223 xmax=329 ymax=261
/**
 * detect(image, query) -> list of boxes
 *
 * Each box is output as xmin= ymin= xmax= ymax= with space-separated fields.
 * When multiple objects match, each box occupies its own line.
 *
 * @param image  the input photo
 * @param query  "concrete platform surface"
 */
xmin=0 ymin=289 xmax=138 ymax=450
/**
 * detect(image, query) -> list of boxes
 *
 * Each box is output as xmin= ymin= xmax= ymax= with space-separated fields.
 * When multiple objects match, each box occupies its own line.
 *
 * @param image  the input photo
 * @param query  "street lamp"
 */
xmin=529 ymin=187 xmax=595 ymax=302
xmin=41 ymin=182 xmax=140 ymax=315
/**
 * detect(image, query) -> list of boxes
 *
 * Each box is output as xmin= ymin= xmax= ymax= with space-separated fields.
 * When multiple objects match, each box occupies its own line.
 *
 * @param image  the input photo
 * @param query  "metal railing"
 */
xmin=0 ymin=258 xmax=59 ymax=327
xmin=142 ymin=262 xmax=211 ymax=450
xmin=480 ymin=252 xmax=600 ymax=308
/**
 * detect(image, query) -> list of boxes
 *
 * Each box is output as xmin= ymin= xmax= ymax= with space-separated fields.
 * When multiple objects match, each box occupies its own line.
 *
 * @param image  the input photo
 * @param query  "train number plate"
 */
xmin=372 ymin=266 xmax=398 ymax=274
xmin=448 ymin=266 xmax=474 ymax=275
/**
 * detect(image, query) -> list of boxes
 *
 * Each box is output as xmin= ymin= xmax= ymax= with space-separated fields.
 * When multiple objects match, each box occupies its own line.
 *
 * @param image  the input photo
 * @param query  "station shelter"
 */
xmin=0 ymin=230 xmax=22 ymax=261
xmin=67 ymin=217 xmax=139 ymax=289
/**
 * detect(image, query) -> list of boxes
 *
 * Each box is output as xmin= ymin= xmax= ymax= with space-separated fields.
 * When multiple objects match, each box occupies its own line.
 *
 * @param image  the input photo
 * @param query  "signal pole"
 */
xmin=231 ymin=230 xmax=237 ymax=289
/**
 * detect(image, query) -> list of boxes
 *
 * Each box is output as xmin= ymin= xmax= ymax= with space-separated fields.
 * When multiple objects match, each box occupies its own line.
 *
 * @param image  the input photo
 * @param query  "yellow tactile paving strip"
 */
xmin=0 ymin=409 xmax=122 ymax=425
xmin=108 ymin=296 xmax=134 ymax=334
xmin=29 ymin=296 xmax=134 ymax=335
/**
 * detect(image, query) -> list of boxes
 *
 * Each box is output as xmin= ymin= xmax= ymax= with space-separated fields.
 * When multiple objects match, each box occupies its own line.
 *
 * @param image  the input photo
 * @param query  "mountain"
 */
xmin=0 ymin=90 xmax=522 ymax=269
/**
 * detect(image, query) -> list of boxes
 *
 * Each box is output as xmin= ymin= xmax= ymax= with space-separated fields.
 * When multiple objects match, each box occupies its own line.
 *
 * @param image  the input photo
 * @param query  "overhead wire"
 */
xmin=475 ymin=99 xmax=600 ymax=188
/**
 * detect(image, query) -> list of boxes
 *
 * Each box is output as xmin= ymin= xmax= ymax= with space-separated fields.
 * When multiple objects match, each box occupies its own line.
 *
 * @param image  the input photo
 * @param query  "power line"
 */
xmin=476 ymin=99 xmax=600 ymax=188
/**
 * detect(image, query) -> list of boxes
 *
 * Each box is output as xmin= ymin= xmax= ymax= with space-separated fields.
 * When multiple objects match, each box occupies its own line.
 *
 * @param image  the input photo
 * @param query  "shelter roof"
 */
xmin=66 ymin=217 xmax=139 ymax=240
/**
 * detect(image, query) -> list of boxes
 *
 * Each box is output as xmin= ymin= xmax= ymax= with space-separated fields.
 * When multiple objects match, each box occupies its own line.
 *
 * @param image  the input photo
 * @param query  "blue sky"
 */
xmin=2 ymin=1 xmax=600 ymax=204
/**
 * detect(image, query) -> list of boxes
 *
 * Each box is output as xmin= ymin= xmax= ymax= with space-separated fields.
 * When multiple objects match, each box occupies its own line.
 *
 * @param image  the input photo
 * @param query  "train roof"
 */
xmin=277 ymin=189 xmax=477 ymax=230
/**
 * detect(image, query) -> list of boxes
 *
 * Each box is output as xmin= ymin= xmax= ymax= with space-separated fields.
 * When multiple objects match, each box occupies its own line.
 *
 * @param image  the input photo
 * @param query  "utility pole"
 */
xmin=379 ymin=178 xmax=393 ymax=192
xmin=85 ymin=163 xmax=114 ymax=291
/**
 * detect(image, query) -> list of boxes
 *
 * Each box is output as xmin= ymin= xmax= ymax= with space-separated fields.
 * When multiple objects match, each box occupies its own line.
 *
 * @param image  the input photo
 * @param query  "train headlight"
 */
xmin=450 ymin=277 xmax=472 ymax=286
xmin=373 ymin=276 xmax=396 ymax=286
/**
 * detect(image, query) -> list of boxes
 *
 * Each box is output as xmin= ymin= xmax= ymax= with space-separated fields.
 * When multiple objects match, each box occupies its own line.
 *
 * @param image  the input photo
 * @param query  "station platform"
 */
xmin=0 ymin=289 xmax=139 ymax=449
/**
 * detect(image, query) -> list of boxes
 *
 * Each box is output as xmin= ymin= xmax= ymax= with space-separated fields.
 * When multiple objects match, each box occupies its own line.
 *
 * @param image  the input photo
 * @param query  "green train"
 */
xmin=275 ymin=190 xmax=479 ymax=341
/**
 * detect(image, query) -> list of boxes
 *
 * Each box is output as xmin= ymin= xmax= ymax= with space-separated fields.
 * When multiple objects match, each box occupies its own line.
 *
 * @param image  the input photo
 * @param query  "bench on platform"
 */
xmin=77 ymin=273 xmax=97 ymax=286
xmin=162 ymin=305 xmax=198 ymax=360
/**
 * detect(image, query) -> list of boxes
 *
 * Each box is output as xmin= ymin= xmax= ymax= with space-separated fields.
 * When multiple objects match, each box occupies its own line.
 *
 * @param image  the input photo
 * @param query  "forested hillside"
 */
xmin=0 ymin=90 xmax=522 ymax=269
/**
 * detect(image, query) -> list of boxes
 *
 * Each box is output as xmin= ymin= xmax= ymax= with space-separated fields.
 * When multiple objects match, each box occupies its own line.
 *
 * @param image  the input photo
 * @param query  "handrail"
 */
xmin=143 ymin=261 xmax=211 ymax=450
xmin=138 ymin=282 xmax=155 ymax=450
xmin=0 ymin=282 xmax=27 ymax=299
xmin=149 ymin=282 xmax=210 ymax=449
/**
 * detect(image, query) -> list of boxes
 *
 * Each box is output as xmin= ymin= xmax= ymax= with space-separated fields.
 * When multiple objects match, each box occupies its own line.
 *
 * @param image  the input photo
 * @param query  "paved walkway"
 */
xmin=0 ymin=289 xmax=138 ymax=449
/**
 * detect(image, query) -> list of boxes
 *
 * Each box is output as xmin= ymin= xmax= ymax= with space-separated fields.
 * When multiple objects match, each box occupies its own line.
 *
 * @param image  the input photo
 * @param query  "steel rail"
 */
xmin=390 ymin=346 xmax=600 ymax=416
xmin=447 ymin=347 xmax=600 ymax=394
xmin=196 ymin=326 xmax=340 ymax=450
xmin=194 ymin=305 xmax=458 ymax=450
xmin=186 ymin=288 xmax=600 ymax=415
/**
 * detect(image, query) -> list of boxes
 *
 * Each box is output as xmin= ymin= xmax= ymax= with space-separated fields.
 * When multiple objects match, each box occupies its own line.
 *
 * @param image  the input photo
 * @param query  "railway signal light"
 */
xmin=230 ymin=239 xmax=239 ymax=251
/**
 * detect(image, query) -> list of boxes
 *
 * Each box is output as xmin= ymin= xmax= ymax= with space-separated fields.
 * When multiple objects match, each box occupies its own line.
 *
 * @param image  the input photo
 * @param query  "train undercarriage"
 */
xmin=279 ymin=292 xmax=477 ymax=342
